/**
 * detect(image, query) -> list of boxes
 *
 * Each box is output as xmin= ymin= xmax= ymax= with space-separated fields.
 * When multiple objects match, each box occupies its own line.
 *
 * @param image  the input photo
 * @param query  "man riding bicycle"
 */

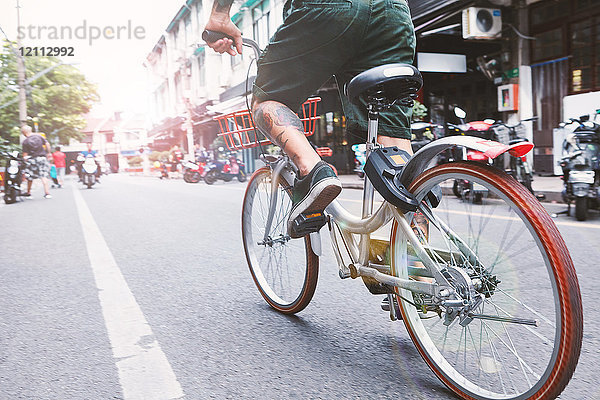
xmin=205 ymin=0 xmax=415 ymax=235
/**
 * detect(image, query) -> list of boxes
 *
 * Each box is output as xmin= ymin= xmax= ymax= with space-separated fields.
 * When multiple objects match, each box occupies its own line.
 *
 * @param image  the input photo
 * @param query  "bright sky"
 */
xmin=0 ymin=0 xmax=184 ymax=117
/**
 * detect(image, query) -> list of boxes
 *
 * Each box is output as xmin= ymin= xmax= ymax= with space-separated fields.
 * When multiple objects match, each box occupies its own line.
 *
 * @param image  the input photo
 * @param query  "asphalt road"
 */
xmin=0 ymin=173 xmax=598 ymax=399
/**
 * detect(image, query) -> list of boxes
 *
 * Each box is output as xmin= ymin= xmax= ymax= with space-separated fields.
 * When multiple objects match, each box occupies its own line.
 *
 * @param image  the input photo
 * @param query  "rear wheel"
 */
xmin=391 ymin=161 xmax=582 ymax=400
xmin=241 ymin=167 xmax=318 ymax=314
xmin=4 ymin=187 xmax=16 ymax=204
xmin=575 ymin=197 xmax=588 ymax=221
xmin=237 ymin=171 xmax=247 ymax=182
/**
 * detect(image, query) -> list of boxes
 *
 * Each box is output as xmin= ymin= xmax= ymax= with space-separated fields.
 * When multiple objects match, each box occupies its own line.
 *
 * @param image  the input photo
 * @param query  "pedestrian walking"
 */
xmin=51 ymin=146 xmax=66 ymax=188
xmin=21 ymin=125 xmax=52 ymax=199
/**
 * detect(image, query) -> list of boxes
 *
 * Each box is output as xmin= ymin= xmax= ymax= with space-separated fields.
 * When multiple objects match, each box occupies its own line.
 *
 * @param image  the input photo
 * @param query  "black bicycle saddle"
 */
xmin=345 ymin=63 xmax=423 ymax=107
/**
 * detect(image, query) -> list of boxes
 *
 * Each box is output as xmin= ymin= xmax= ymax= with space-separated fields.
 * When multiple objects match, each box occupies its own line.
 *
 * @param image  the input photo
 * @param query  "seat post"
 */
xmin=361 ymin=104 xmax=380 ymax=219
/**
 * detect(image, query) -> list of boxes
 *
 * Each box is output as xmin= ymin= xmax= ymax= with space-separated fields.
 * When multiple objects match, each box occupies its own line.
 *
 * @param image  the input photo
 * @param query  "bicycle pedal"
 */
xmin=290 ymin=212 xmax=328 ymax=238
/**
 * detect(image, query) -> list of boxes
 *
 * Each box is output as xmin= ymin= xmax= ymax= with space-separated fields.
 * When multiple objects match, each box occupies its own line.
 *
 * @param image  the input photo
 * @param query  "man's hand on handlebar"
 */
xmin=204 ymin=17 xmax=243 ymax=56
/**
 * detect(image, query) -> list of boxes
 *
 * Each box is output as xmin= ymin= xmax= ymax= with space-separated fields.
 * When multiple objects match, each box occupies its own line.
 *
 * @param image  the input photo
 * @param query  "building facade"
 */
xmin=145 ymin=0 xmax=600 ymax=175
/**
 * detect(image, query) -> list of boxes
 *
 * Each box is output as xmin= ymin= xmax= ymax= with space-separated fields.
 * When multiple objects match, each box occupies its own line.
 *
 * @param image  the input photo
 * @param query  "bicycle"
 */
xmin=206 ymin=32 xmax=583 ymax=400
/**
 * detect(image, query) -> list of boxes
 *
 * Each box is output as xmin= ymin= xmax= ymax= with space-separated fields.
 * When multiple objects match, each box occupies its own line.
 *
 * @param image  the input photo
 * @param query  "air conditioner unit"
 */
xmin=462 ymin=7 xmax=502 ymax=39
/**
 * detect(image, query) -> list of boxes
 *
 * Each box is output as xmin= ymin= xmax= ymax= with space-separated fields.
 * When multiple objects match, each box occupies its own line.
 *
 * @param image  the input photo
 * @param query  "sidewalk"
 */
xmin=339 ymin=173 xmax=564 ymax=203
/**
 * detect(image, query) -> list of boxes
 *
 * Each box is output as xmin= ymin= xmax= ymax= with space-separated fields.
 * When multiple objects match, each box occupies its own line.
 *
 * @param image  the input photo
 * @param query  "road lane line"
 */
xmin=72 ymin=186 xmax=184 ymax=400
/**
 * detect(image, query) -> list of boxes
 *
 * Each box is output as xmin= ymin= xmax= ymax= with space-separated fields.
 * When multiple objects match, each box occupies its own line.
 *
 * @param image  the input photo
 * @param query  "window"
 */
xmin=574 ymin=0 xmax=600 ymax=12
xmin=185 ymin=17 xmax=192 ymax=48
xmin=532 ymin=28 xmax=564 ymax=62
xmin=196 ymin=2 xmax=204 ymax=31
xmin=531 ymin=0 xmax=569 ymax=29
xmin=570 ymin=17 xmax=599 ymax=92
xmin=252 ymin=0 xmax=271 ymax=47
xmin=197 ymin=51 xmax=205 ymax=87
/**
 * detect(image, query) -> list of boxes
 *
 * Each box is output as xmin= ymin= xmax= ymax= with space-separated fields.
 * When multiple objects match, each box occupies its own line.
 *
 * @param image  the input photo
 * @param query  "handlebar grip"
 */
xmin=202 ymin=30 xmax=234 ymax=43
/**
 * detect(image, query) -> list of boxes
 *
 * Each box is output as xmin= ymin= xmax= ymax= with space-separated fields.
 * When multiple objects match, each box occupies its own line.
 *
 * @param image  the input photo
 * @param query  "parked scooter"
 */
xmin=411 ymin=121 xmax=442 ymax=153
xmin=557 ymin=111 xmax=600 ymax=221
xmin=154 ymin=160 xmax=171 ymax=179
xmin=81 ymin=154 xmax=99 ymax=188
xmin=204 ymin=156 xmax=246 ymax=185
xmin=447 ymin=107 xmax=494 ymax=203
xmin=182 ymin=159 xmax=206 ymax=183
xmin=1 ymin=150 xmax=28 ymax=204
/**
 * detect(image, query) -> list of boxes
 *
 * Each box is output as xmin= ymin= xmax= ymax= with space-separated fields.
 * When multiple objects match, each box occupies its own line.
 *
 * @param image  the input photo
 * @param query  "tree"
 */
xmin=0 ymin=41 xmax=99 ymax=145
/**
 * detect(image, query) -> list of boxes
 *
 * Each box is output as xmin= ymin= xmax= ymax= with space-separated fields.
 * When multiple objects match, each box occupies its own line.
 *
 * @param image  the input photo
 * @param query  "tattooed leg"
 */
xmin=252 ymin=100 xmax=322 ymax=176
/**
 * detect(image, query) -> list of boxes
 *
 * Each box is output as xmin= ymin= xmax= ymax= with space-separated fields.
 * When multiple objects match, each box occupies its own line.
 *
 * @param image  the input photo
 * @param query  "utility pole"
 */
xmin=16 ymin=0 xmax=27 ymax=130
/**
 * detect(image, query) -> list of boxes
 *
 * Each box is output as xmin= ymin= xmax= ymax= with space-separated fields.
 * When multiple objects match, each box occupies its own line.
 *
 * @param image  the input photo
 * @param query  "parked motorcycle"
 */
xmin=1 ymin=151 xmax=28 ymax=204
xmin=204 ymin=156 xmax=246 ymax=185
xmin=558 ymin=111 xmax=600 ymax=221
xmin=491 ymin=118 xmax=538 ymax=195
xmin=154 ymin=160 xmax=171 ymax=179
xmin=411 ymin=121 xmax=442 ymax=153
xmin=447 ymin=107 xmax=495 ymax=203
xmin=81 ymin=154 xmax=99 ymax=188
xmin=182 ymin=159 xmax=206 ymax=183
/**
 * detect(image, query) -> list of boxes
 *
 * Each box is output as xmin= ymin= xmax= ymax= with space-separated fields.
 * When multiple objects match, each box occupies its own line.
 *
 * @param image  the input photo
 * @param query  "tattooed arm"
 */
xmin=253 ymin=100 xmax=321 ymax=173
xmin=204 ymin=0 xmax=243 ymax=56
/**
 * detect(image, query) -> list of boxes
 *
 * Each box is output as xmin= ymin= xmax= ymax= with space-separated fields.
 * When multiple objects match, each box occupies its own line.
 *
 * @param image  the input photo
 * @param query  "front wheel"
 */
xmin=391 ymin=161 xmax=582 ymax=400
xmin=241 ymin=167 xmax=318 ymax=314
xmin=4 ymin=187 xmax=16 ymax=204
xmin=204 ymin=171 xmax=217 ymax=185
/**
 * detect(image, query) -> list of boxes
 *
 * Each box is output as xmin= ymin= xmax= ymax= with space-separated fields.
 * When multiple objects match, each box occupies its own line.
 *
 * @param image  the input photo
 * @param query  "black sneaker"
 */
xmin=288 ymin=161 xmax=341 ymax=238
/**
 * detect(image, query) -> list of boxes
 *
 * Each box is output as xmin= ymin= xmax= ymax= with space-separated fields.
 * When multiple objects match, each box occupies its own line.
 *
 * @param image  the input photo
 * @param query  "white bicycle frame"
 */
xmin=262 ymin=127 xmax=454 ymax=301
xmin=239 ymin=35 xmax=529 ymax=304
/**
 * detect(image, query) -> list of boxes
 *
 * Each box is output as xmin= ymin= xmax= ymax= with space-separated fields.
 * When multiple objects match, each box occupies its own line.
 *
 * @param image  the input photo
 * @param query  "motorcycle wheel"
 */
xmin=452 ymin=180 xmax=462 ymax=198
xmin=183 ymin=170 xmax=195 ymax=183
xmin=223 ymin=174 xmax=233 ymax=182
xmin=204 ymin=171 xmax=217 ymax=185
xmin=575 ymin=197 xmax=588 ymax=221
xmin=4 ymin=187 xmax=16 ymax=204
xmin=237 ymin=171 xmax=247 ymax=182
xmin=190 ymin=172 xmax=201 ymax=183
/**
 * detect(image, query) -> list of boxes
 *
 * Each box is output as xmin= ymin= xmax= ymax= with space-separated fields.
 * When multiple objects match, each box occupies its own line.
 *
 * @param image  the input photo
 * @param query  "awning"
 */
xmin=206 ymin=96 xmax=249 ymax=116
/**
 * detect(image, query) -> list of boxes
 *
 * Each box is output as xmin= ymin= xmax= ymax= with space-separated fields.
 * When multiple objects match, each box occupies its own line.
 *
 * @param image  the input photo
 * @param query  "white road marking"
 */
xmin=72 ymin=186 xmax=184 ymax=400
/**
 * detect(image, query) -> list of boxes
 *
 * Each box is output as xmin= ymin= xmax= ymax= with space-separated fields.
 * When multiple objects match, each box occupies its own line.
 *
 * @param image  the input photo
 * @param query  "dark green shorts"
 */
xmin=253 ymin=0 xmax=416 ymax=139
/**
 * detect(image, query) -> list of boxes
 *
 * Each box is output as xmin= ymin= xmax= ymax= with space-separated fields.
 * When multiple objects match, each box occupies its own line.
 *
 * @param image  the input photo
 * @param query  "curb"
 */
xmin=341 ymin=182 xmax=562 ymax=204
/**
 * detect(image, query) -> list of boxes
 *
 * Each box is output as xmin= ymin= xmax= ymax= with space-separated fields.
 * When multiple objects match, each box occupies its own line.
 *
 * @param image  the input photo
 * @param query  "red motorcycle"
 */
xmin=182 ymin=159 xmax=207 ymax=183
xmin=448 ymin=108 xmax=496 ymax=203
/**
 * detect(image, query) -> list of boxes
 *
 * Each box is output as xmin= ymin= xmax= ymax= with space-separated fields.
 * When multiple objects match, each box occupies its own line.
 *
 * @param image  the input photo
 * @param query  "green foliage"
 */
xmin=412 ymin=100 xmax=428 ymax=122
xmin=127 ymin=156 xmax=143 ymax=166
xmin=0 ymin=41 xmax=99 ymax=146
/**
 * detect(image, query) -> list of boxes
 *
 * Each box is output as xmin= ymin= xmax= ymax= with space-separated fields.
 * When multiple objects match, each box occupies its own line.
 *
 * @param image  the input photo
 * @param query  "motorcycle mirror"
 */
xmin=454 ymin=107 xmax=467 ymax=119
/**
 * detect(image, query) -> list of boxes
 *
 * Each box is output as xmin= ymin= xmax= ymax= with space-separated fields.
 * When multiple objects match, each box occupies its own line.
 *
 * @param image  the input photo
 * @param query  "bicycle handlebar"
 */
xmin=202 ymin=30 xmax=261 ymax=59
